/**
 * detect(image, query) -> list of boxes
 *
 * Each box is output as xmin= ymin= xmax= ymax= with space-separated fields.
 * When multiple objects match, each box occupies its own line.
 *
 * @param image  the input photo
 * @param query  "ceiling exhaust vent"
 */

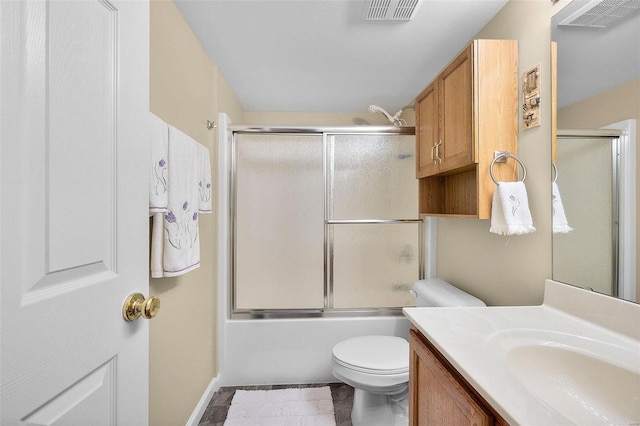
xmin=558 ymin=0 xmax=640 ymax=28
xmin=362 ymin=0 xmax=421 ymax=21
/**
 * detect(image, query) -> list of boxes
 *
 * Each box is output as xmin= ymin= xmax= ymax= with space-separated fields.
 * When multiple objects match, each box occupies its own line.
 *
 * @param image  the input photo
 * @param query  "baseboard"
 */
xmin=186 ymin=375 xmax=220 ymax=426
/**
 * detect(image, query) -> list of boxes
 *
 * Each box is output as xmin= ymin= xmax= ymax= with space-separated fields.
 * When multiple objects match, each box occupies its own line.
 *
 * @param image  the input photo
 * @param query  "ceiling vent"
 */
xmin=362 ymin=0 xmax=421 ymax=21
xmin=558 ymin=0 xmax=640 ymax=28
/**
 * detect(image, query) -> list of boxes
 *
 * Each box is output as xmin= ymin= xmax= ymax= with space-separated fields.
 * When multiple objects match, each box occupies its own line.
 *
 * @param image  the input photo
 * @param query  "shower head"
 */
xmin=368 ymin=104 xmax=407 ymax=126
xmin=368 ymin=104 xmax=394 ymax=122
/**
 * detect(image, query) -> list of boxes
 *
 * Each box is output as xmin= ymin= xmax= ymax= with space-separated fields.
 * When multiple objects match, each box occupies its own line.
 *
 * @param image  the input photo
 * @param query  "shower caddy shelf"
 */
xmin=415 ymin=39 xmax=519 ymax=219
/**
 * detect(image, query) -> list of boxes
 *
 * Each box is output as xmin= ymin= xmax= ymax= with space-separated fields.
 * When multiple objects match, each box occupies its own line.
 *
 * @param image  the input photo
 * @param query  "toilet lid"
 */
xmin=332 ymin=335 xmax=409 ymax=374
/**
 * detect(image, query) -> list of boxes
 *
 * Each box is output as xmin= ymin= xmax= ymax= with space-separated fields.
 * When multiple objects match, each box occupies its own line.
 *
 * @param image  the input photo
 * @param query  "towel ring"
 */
xmin=489 ymin=151 xmax=526 ymax=185
xmin=551 ymin=162 xmax=558 ymax=183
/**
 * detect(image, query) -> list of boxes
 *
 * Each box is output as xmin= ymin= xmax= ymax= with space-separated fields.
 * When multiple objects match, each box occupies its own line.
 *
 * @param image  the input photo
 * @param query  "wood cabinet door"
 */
xmin=439 ymin=44 xmax=474 ymax=173
xmin=416 ymin=82 xmax=439 ymax=178
xmin=409 ymin=330 xmax=493 ymax=426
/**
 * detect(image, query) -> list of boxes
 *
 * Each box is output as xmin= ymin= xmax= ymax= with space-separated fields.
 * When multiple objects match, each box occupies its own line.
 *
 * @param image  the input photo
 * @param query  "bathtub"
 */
xmin=217 ymin=115 xmax=422 ymax=386
xmin=219 ymin=316 xmax=411 ymax=386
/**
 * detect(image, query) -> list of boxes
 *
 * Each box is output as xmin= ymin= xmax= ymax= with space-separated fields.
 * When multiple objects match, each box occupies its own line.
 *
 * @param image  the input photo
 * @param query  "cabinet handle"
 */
xmin=435 ymin=140 xmax=443 ymax=164
xmin=431 ymin=143 xmax=437 ymax=164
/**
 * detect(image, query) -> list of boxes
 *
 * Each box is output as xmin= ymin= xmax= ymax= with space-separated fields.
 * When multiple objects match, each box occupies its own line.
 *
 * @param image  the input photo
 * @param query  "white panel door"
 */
xmin=1 ymin=0 xmax=150 ymax=424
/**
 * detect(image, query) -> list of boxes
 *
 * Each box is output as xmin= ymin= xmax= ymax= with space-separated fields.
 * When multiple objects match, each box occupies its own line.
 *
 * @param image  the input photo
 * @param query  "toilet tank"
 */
xmin=412 ymin=278 xmax=486 ymax=307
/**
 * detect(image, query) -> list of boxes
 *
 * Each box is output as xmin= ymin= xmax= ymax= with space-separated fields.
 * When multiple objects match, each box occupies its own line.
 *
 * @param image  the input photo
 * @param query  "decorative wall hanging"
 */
xmin=522 ymin=64 xmax=541 ymax=129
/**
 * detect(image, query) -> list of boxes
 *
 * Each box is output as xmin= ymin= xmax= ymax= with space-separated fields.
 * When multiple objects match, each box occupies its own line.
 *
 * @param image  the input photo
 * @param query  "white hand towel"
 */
xmin=489 ymin=181 xmax=536 ymax=235
xmin=149 ymin=113 xmax=169 ymax=213
xmin=552 ymin=182 xmax=573 ymax=233
xmin=150 ymin=212 xmax=164 ymax=278
xmin=159 ymin=125 xmax=201 ymax=277
xmin=196 ymin=143 xmax=213 ymax=214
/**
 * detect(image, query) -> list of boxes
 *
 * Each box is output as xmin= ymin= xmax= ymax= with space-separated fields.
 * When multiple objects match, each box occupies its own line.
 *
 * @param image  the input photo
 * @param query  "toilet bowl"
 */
xmin=332 ymin=335 xmax=409 ymax=426
xmin=331 ymin=278 xmax=486 ymax=426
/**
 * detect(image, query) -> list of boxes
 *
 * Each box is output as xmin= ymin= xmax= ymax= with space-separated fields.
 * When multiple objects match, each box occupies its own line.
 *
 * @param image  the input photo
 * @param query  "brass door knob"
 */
xmin=123 ymin=293 xmax=161 ymax=321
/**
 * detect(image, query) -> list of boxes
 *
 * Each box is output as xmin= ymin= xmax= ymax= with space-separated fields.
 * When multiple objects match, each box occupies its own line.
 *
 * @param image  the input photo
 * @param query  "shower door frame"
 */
xmin=229 ymin=125 xmax=423 ymax=319
xmin=554 ymin=122 xmax=637 ymax=302
xmin=554 ymin=130 xmax=621 ymax=297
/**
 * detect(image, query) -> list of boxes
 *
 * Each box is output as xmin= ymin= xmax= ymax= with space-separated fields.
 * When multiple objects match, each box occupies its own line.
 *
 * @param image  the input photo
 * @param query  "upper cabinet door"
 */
xmin=416 ymin=81 xmax=439 ymax=178
xmin=415 ymin=44 xmax=474 ymax=179
xmin=415 ymin=40 xmax=518 ymax=218
xmin=439 ymin=44 xmax=474 ymax=173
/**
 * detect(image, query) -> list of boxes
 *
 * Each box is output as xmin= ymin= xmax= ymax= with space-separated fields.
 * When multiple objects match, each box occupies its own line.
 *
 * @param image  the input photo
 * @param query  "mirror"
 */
xmin=551 ymin=0 xmax=639 ymax=303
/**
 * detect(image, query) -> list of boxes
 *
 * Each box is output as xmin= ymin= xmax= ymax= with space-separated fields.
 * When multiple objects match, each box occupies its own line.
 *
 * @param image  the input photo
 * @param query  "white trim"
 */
xmin=604 ymin=119 xmax=636 ymax=302
xmin=185 ymin=375 xmax=221 ymax=426
xmin=217 ymin=113 xmax=231 ymax=383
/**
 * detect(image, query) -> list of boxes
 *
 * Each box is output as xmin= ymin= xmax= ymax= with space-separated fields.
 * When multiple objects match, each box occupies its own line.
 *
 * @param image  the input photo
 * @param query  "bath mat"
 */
xmin=224 ymin=386 xmax=336 ymax=426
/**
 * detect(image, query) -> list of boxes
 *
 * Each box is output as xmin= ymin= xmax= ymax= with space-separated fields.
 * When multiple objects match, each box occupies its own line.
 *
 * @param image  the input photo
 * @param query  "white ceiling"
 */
xmin=174 ymin=0 xmax=509 ymax=114
xmin=552 ymin=0 xmax=640 ymax=108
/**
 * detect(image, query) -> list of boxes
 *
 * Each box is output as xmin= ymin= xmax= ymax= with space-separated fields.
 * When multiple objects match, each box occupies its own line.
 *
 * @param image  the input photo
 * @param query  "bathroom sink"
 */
xmin=490 ymin=330 xmax=640 ymax=425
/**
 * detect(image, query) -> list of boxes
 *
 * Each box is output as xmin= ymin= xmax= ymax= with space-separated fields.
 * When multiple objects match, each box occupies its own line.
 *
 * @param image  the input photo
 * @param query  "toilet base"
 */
xmin=351 ymin=387 xmax=409 ymax=426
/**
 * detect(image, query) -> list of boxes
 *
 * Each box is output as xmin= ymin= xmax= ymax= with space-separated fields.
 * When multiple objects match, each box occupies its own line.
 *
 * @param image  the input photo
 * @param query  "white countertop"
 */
xmin=403 ymin=279 xmax=640 ymax=425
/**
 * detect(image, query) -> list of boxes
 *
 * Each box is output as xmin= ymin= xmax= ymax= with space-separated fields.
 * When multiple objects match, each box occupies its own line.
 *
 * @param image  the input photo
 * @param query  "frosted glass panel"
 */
xmin=331 ymin=134 xmax=417 ymax=219
xmin=332 ymin=224 xmax=419 ymax=308
xmin=552 ymin=137 xmax=614 ymax=295
xmin=235 ymin=134 xmax=324 ymax=309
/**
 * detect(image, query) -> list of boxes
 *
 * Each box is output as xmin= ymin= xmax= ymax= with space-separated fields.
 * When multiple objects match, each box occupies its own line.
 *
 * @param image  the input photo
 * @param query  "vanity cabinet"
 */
xmin=415 ymin=39 xmax=518 ymax=218
xmin=409 ymin=329 xmax=509 ymax=426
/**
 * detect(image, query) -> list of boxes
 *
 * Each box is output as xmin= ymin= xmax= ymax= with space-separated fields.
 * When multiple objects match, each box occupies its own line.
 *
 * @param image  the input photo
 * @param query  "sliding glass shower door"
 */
xmin=328 ymin=134 xmax=420 ymax=309
xmin=232 ymin=128 xmax=421 ymax=316
xmin=234 ymin=134 xmax=325 ymax=310
xmin=553 ymin=133 xmax=618 ymax=296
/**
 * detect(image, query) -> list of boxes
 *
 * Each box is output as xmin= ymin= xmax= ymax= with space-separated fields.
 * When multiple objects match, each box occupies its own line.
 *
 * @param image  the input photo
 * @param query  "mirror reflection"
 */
xmin=551 ymin=0 xmax=639 ymax=303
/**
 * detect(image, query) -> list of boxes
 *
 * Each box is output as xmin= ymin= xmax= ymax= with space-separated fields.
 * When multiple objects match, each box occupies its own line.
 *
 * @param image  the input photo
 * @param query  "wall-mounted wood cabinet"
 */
xmin=415 ymin=39 xmax=519 ymax=219
xmin=409 ymin=329 xmax=509 ymax=426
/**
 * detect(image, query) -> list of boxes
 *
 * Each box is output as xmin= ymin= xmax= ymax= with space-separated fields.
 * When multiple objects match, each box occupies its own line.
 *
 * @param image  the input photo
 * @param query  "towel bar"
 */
xmin=489 ymin=151 xmax=526 ymax=185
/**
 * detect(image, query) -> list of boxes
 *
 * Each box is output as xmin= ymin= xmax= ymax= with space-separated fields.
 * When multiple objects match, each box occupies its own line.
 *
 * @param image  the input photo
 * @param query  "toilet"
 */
xmin=331 ymin=278 xmax=486 ymax=426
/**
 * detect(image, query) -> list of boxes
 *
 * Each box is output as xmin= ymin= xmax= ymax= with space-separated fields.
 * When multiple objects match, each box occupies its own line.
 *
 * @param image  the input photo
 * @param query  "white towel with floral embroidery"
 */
xmin=490 ymin=181 xmax=536 ymax=236
xmin=151 ymin=125 xmax=201 ymax=277
xmin=150 ymin=212 xmax=165 ymax=278
xmin=149 ymin=113 xmax=169 ymax=213
xmin=552 ymin=182 xmax=573 ymax=233
xmin=196 ymin=143 xmax=213 ymax=214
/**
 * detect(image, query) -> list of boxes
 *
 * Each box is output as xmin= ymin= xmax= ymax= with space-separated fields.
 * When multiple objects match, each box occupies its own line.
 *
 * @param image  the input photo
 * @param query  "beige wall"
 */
xmin=215 ymin=68 xmax=245 ymax=127
xmin=435 ymin=0 xmax=571 ymax=306
xmin=149 ymin=1 xmax=242 ymax=424
xmin=558 ymin=77 xmax=640 ymax=301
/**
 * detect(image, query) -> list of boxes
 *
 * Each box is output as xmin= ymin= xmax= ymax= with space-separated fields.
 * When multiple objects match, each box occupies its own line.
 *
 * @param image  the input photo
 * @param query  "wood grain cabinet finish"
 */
xmin=409 ymin=329 xmax=509 ymax=426
xmin=415 ymin=39 xmax=518 ymax=218
xmin=416 ymin=81 xmax=439 ymax=178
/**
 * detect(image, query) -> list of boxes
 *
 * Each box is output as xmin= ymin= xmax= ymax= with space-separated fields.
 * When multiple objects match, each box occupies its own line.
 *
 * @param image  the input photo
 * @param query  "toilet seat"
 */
xmin=332 ymin=335 xmax=409 ymax=374
xmin=333 ymin=357 xmax=407 ymax=375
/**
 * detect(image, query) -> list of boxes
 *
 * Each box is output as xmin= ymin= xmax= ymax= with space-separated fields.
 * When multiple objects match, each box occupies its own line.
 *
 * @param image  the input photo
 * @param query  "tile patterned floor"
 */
xmin=198 ymin=382 xmax=354 ymax=426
